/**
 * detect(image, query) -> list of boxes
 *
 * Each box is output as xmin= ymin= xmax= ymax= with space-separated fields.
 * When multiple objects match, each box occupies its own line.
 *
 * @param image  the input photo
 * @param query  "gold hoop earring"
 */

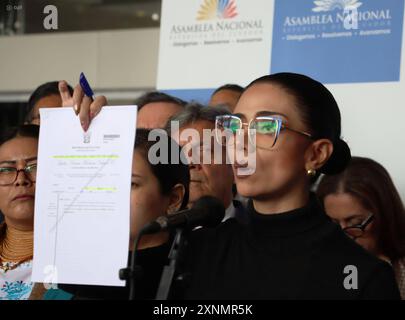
xmin=307 ymin=169 xmax=317 ymax=177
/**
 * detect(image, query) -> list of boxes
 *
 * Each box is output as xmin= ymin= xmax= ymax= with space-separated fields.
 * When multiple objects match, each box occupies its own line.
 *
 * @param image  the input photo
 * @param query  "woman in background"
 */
xmin=317 ymin=156 xmax=405 ymax=299
xmin=0 ymin=125 xmax=39 ymax=300
xmin=59 ymin=129 xmax=190 ymax=299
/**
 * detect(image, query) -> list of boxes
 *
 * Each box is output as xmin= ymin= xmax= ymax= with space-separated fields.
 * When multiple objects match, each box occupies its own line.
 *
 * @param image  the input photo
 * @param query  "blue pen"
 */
xmin=79 ymin=72 xmax=95 ymax=100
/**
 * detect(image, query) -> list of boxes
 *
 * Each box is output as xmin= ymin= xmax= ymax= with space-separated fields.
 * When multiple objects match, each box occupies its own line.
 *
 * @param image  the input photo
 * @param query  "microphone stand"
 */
xmin=119 ymin=229 xmax=146 ymax=300
xmin=119 ymin=226 xmax=189 ymax=300
xmin=155 ymin=227 xmax=189 ymax=300
xmin=120 ymin=194 xmax=226 ymax=300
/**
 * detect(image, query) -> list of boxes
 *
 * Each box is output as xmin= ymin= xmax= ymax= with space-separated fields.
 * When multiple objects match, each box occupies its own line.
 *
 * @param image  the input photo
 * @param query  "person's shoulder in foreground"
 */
xmin=181 ymin=197 xmax=400 ymax=300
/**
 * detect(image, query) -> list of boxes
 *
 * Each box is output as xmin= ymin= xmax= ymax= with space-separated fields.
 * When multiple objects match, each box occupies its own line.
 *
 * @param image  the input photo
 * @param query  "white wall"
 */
xmin=0 ymin=28 xmax=160 ymax=95
xmin=324 ymin=10 xmax=405 ymax=202
xmin=328 ymin=81 xmax=405 ymax=202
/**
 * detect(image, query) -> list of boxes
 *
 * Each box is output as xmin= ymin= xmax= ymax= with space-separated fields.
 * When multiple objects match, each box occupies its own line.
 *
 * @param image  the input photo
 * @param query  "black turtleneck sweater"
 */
xmin=181 ymin=195 xmax=400 ymax=300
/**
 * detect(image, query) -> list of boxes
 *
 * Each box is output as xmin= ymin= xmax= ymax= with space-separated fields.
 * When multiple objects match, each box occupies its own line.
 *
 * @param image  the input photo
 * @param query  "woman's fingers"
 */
xmin=89 ymin=95 xmax=107 ymax=121
xmin=63 ymin=81 xmax=108 ymax=131
xmin=72 ymin=84 xmax=85 ymax=116
xmin=79 ymin=96 xmax=92 ymax=131
xmin=58 ymin=80 xmax=73 ymax=107
xmin=78 ymin=96 xmax=108 ymax=131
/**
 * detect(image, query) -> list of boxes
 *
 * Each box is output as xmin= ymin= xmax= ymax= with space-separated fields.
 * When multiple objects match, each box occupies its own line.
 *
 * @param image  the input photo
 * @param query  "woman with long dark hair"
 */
xmin=317 ymin=156 xmax=405 ymax=299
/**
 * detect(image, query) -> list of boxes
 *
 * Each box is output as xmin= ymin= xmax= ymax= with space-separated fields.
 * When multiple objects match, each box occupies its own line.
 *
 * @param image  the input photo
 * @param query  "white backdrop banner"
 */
xmin=157 ymin=0 xmax=273 ymax=97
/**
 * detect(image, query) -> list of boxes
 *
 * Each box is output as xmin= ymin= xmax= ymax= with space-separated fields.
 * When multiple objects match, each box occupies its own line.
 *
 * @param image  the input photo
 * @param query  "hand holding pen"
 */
xmin=58 ymin=72 xmax=107 ymax=131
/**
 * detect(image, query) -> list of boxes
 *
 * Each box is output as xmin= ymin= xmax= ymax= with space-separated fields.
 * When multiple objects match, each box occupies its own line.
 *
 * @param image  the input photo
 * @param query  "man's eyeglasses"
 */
xmin=342 ymin=214 xmax=374 ymax=239
xmin=215 ymin=114 xmax=313 ymax=150
xmin=0 ymin=164 xmax=37 ymax=186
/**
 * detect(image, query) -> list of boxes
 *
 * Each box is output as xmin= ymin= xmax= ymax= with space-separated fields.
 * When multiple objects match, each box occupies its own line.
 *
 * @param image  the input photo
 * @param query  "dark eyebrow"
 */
xmin=232 ymin=113 xmax=246 ymax=121
xmin=0 ymin=157 xmax=37 ymax=166
xmin=131 ymin=174 xmax=143 ymax=178
xmin=344 ymin=214 xmax=364 ymax=223
xmin=255 ymin=111 xmax=289 ymax=119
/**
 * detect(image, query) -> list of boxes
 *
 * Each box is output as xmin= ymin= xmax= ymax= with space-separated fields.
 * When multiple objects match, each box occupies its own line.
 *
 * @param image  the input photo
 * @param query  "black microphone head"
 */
xmin=190 ymin=195 xmax=225 ymax=228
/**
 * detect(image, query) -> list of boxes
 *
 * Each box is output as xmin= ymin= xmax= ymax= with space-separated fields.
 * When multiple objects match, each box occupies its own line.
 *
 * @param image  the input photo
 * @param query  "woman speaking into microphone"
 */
xmin=182 ymin=73 xmax=400 ymax=300
xmin=66 ymin=73 xmax=400 ymax=299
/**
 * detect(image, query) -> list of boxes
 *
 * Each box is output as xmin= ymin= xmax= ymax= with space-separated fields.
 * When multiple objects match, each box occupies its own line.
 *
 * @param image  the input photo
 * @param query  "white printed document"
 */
xmin=32 ymin=106 xmax=137 ymax=286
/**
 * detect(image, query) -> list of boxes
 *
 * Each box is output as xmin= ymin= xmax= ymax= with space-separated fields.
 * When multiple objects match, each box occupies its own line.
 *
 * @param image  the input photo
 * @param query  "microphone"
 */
xmin=141 ymin=196 xmax=225 ymax=234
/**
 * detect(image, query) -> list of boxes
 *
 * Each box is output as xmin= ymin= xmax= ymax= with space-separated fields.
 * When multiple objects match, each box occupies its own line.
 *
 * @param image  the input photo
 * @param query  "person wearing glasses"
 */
xmin=179 ymin=73 xmax=400 ymax=299
xmin=0 ymin=125 xmax=39 ymax=300
xmin=166 ymin=103 xmax=248 ymax=224
xmin=66 ymin=72 xmax=400 ymax=299
xmin=317 ymin=156 xmax=405 ymax=299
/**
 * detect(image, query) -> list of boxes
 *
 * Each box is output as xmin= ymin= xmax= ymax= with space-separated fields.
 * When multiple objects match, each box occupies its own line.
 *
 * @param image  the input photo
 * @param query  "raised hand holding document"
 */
xmin=32 ymin=106 xmax=137 ymax=286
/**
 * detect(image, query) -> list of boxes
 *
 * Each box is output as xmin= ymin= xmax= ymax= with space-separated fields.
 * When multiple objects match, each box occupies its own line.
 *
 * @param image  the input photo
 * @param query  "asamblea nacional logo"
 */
xmin=197 ymin=0 xmax=238 ymax=21
xmin=270 ymin=0 xmax=404 ymax=84
xmin=168 ymin=0 xmax=264 ymax=48
xmin=312 ymin=0 xmax=362 ymax=12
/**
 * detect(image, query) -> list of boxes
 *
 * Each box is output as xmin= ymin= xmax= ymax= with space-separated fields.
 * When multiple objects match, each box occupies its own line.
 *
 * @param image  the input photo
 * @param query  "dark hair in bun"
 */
xmin=246 ymin=72 xmax=351 ymax=175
